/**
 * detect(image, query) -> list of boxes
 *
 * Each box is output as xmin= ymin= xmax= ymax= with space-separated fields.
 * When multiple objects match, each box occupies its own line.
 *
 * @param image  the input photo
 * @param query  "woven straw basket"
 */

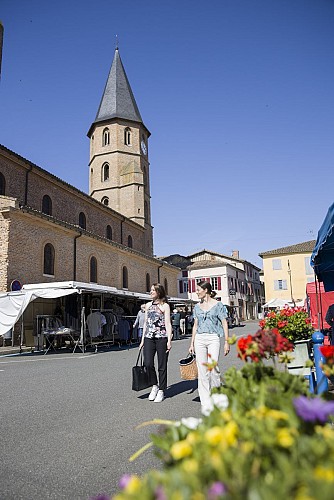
xmin=179 ymin=354 xmax=198 ymax=380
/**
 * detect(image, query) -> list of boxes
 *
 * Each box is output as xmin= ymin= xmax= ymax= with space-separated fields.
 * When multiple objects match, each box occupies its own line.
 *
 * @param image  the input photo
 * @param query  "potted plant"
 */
xmin=259 ymin=307 xmax=314 ymax=374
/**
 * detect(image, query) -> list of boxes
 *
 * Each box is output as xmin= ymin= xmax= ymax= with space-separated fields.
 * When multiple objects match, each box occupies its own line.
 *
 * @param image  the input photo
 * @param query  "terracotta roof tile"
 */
xmin=259 ymin=240 xmax=316 ymax=257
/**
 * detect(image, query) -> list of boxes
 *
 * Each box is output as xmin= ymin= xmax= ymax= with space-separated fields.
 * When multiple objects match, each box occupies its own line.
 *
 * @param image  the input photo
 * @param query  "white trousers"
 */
xmin=194 ymin=333 xmax=221 ymax=412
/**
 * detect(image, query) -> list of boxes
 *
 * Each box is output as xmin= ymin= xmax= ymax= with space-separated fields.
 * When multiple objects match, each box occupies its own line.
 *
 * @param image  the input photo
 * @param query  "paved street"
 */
xmin=0 ymin=321 xmax=259 ymax=500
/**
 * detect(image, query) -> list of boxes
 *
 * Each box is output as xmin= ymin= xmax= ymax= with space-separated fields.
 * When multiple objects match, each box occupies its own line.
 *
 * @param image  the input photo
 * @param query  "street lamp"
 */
xmin=287 ymin=260 xmax=296 ymax=307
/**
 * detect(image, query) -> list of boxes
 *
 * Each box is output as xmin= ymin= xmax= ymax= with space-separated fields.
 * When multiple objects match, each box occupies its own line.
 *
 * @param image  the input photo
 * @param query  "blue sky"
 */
xmin=1 ymin=0 xmax=334 ymax=268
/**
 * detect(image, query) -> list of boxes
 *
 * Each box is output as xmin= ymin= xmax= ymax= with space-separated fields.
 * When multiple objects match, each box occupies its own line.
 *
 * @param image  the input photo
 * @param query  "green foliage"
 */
xmin=114 ymin=361 xmax=334 ymax=500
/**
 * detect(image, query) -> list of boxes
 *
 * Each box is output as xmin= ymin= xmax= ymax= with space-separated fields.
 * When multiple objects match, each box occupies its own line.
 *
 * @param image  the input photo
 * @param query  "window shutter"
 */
xmin=188 ymin=280 xmax=191 ymax=292
xmin=179 ymin=281 xmax=183 ymax=294
xmin=191 ymin=279 xmax=196 ymax=292
xmin=205 ymin=277 xmax=210 ymax=283
xmin=217 ymin=277 xmax=221 ymax=290
xmin=274 ymin=280 xmax=279 ymax=290
xmin=283 ymin=280 xmax=287 ymax=290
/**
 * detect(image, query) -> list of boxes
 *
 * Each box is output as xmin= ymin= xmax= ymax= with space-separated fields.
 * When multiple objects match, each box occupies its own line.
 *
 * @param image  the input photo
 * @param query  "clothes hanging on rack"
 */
xmin=102 ymin=311 xmax=118 ymax=340
xmin=86 ymin=311 xmax=107 ymax=338
xmin=117 ymin=318 xmax=131 ymax=341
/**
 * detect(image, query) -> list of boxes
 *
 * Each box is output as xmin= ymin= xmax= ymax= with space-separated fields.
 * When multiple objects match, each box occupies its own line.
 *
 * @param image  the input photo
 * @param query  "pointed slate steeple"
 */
xmin=88 ymin=48 xmax=143 ymax=136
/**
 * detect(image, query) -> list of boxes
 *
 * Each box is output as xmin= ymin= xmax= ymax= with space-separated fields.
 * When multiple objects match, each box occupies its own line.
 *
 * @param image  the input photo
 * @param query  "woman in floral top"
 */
xmin=189 ymin=281 xmax=229 ymax=414
xmin=139 ymin=283 xmax=172 ymax=403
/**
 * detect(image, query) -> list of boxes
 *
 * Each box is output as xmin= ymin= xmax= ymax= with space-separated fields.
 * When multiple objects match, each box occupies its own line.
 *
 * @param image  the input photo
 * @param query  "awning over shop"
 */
xmin=311 ymin=202 xmax=334 ymax=291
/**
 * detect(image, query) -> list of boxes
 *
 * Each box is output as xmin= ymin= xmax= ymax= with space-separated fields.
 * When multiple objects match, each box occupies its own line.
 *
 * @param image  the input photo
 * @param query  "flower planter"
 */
xmin=287 ymin=339 xmax=312 ymax=376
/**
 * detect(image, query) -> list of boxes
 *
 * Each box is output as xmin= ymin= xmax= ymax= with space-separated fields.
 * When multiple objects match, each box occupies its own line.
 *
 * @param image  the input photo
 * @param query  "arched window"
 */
xmin=127 ymin=235 xmax=133 ymax=248
xmin=124 ymin=127 xmax=131 ymax=146
xmin=164 ymin=278 xmax=168 ymax=295
xmin=146 ymin=273 xmax=150 ymax=292
xmin=79 ymin=212 xmax=86 ymax=229
xmin=122 ymin=266 xmax=128 ymax=289
xmin=101 ymin=196 xmax=109 ymax=206
xmin=43 ymin=243 xmax=55 ymax=275
xmin=0 ymin=172 xmax=6 ymax=195
xmin=103 ymin=128 xmax=110 ymax=146
xmin=106 ymin=225 xmax=112 ymax=240
xmin=90 ymin=256 xmax=97 ymax=283
xmin=42 ymin=194 xmax=52 ymax=215
xmin=102 ymin=163 xmax=109 ymax=181
xmin=144 ymin=201 xmax=149 ymax=223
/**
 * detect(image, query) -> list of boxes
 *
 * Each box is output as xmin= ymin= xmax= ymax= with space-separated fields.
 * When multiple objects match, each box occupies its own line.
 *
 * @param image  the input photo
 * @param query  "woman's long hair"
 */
xmin=152 ymin=283 xmax=167 ymax=303
xmin=197 ymin=280 xmax=217 ymax=298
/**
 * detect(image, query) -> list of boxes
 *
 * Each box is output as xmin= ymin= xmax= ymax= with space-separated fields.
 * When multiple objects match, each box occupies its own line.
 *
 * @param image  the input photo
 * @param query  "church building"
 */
xmin=0 ymin=48 xmax=178 ymax=297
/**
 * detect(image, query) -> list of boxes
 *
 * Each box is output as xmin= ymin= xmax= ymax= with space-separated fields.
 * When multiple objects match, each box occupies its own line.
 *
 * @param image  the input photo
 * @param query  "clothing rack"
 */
xmin=86 ymin=309 xmax=121 ymax=351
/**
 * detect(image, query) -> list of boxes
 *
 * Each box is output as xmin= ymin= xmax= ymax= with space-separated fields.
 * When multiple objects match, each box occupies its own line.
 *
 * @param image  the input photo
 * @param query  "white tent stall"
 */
xmin=0 ymin=281 xmax=193 ymax=352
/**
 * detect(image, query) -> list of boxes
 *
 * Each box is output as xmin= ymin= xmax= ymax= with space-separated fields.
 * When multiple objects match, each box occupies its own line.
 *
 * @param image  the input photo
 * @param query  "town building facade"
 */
xmin=163 ymin=249 xmax=264 ymax=320
xmin=259 ymin=240 xmax=316 ymax=304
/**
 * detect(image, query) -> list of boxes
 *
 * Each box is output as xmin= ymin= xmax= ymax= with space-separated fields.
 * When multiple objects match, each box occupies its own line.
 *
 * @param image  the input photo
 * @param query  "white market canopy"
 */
xmin=0 ymin=281 xmax=190 ymax=337
xmin=263 ymin=298 xmax=305 ymax=309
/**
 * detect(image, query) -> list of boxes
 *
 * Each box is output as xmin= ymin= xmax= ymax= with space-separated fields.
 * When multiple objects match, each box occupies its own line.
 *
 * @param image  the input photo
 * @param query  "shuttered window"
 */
xmin=274 ymin=280 xmax=287 ymax=290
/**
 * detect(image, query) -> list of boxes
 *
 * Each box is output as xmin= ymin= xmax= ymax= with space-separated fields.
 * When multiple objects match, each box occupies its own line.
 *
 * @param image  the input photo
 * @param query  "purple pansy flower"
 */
xmin=118 ymin=474 xmax=132 ymax=489
xmin=155 ymin=485 xmax=167 ymax=500
xmin=208 ymin=481 xmax=227 ymax=498
xmin=293 ymin=395 xmax=334 ymax=424
xmin=90 ymin=495 xmax=110 ymax=500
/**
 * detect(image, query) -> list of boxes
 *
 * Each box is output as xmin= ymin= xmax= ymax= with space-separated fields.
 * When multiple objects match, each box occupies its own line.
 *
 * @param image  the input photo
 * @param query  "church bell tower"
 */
xmin=87 ymin=48 xmax=153 ymax=255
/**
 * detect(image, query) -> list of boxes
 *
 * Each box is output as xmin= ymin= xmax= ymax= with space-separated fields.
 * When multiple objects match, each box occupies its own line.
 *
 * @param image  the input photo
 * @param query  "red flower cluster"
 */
xmin=319 ymin=346 xmax=334 ymax=360
xmin=237 ymin=329 xmax=294 ymax=363
xmin=319 ymin=345 xmax=334 ymax=377
xmin=259 ymin=306 xmax=313 ymax=342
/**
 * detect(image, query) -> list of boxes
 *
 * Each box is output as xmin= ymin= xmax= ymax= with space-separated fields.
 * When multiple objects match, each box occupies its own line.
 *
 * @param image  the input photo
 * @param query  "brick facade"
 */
xmin=0 ymin=147 xmax=178 ymax=295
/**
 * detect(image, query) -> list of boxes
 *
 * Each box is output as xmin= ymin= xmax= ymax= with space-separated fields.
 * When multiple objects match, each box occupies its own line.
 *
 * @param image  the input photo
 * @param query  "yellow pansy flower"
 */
xmin=170 ymin=440 xmax=192 ymax=460
xmin=171 ymin=492 xmax=183 ymax=500
xmin=276 ymin=428 xmax=294 ymax=448
xmin=247 ymin=406 xmax=288 ymax=421
xmin=186 ymin=431 xmax=199 ymax=445
xmin=294 ymin=485 xmax=314 ymax=500
xmin=266 ymin=409 xmax=289 ymax=421
xmin=240 ymin=441 xmax=254 ymax=454
xmin=315 ymin=425 xmax=334 ymax=440
xmin=223 ymin=421 xmax=238 ymax=446
xmin=205 ymin=426 xmax=225 ymax=446
xmin=210 ymin=450 xmax=222 ymax=470
xmin=314 ymin=466 xmax=334 ymax=482
xmin=191 ymin=493 xmax=205 ymax=500
xmin=220 ymin=409 xmax=232 ymax=421
xmin=125 ymin=476 xmax=141 ymax=494
xmin=182 ymin=459 xmax=199 ymax=474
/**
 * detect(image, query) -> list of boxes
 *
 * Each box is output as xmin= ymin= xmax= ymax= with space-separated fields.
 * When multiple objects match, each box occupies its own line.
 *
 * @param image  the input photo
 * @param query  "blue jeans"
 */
xmin=172 ymin=325 xmax=180 ymax=340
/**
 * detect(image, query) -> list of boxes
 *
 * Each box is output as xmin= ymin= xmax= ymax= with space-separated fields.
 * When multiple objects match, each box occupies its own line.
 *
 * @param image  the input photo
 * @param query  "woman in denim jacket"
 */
xmin=189 ymin=281 xmax=230 ymax=414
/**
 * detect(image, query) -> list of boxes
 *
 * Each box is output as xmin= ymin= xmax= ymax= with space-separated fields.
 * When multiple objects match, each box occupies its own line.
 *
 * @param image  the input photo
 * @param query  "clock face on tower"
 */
xmin=141 ymin=140 xmax=147 ymax=155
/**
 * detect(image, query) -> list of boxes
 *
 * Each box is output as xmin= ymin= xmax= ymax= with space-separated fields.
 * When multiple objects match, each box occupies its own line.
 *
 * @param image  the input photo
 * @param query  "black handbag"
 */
xmin=132 ymin=348 xmax=151 ymax=391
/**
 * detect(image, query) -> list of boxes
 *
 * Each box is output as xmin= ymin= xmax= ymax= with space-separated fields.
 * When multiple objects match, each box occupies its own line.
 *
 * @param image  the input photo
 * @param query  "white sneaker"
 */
xmin=148 ymin=385 xmax=159 ymax=401
xmin=154 ymin=390 xmax=164 ymax=403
